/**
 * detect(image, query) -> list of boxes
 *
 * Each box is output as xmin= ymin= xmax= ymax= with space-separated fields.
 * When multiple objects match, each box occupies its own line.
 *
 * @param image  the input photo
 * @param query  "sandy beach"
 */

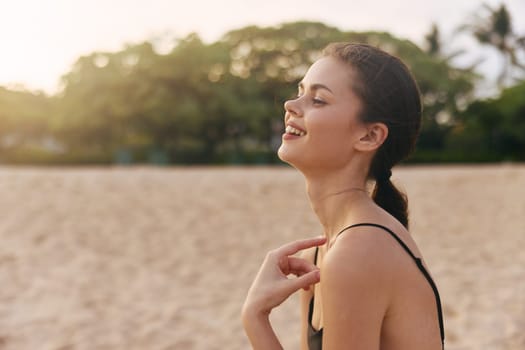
xmin=0 ymin=165 xmax=524 ymax=350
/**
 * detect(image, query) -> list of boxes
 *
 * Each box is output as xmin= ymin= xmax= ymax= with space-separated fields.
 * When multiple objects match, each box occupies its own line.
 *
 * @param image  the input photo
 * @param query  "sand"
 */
xmin=0 ymin=165 xmax=523 ymax=350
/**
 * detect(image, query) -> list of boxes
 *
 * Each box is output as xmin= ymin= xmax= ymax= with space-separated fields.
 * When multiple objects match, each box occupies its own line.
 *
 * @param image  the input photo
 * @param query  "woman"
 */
xmin=242 ymin=43 xmax=445 ymax=350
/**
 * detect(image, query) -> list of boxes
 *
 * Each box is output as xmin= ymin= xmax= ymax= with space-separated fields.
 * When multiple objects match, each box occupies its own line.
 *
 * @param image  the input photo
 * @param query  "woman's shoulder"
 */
xmin=319 ymin=224 xmax=396 ymax=330
xmin=323 ymin=221 xmax=410 ymax=283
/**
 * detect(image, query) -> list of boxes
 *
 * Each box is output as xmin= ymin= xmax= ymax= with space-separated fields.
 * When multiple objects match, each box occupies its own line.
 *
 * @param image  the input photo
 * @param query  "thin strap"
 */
xmin=336 ymin=223 xmax=445 ymax=348
xmin=337 ymin=223 xmax=419 ymax=261
xmin=313 ymin=246 xmax=319 ymax=265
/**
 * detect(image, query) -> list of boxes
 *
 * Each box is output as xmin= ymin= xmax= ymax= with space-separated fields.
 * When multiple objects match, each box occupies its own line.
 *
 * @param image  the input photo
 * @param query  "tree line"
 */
xmin=1 ymin=5 xmax=524 ymax=164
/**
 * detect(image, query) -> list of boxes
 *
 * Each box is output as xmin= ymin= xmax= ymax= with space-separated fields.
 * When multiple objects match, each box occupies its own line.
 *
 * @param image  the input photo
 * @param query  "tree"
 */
xmin=461 ymin=3 xmax=525 ymax=87
xmin=412 ymin=23 xmax=480 ymax=154
xmin=425 ymin=23 xmax=441 ymax=57
xmin=0 ymin=87 xmax=54 ymax=162
xmin=448 ymin=80 xmax=525 ymax=161
xmin=2 ymin=21 xmax=479 ymax=164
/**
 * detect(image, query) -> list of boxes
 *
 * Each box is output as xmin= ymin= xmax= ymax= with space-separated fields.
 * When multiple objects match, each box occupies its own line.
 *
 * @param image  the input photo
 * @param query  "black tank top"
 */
xmin=307 ymin=223 xmax=445 ymax=350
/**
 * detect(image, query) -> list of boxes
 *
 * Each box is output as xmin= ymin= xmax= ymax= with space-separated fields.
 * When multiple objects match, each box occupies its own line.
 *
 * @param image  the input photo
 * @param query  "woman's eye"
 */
xmin=312 ymin=98 xmax=326 ymax=105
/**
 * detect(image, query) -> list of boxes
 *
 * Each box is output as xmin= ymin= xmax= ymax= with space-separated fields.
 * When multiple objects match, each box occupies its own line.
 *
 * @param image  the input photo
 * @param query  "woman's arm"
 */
xmin=320 ymin=229 xmax=392 ymax=349
xmin=241 ymin=307 xmax=283 ymax=350
xmin=242 ymin=236 xmax=326 ymax=350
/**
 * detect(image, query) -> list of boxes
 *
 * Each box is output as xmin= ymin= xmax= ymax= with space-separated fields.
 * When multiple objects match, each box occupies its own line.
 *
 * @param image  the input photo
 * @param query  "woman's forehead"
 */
xmin=301 ymin=57 xmax=354 ymax=95
xmin=301 ymin=57 xmax=352 ymax=90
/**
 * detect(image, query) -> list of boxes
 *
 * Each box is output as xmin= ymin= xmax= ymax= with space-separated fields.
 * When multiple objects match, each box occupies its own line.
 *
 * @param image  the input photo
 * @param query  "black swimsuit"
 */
xmin=307 ymin=223 xmax=445 ymax=350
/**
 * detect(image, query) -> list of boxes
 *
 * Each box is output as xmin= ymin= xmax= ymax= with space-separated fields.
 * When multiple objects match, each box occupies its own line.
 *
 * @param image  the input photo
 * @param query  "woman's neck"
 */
xmin=305 ymin=171 xmax=371 ymax=242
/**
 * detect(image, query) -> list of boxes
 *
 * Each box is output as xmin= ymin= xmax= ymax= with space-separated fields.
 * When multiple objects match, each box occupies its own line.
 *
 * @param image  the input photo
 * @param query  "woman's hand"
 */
xmin=242 ymin=236 xmax=327 ymax=349
xmin=243 ymin=236 xmax=327 ymax=317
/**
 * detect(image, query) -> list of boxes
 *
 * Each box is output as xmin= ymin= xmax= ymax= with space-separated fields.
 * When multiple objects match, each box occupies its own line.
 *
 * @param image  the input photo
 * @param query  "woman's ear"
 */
xmin=355 ymin=122 xmax=388 ymax=152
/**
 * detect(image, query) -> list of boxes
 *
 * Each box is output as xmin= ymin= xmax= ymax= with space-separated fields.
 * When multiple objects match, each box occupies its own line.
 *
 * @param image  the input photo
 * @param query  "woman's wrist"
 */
xmin=242 ymin=300 xmax=269 ymax=327
xmin=242 ymin=305 xmax=283 ymax=350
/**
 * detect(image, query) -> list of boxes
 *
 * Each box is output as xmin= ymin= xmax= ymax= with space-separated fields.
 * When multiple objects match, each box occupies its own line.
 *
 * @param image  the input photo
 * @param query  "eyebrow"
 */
xmin=298 ymin=82 xmax=334 ymax=94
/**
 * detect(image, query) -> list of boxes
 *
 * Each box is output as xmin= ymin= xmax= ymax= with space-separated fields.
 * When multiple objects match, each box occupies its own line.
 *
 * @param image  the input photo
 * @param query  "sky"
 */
xmin=1 ymin=0 xmax=524 ymax=94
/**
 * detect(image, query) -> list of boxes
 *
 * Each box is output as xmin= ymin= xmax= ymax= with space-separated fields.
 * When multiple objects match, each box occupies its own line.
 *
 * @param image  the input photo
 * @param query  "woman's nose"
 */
xmin=284 ymin=98 xmax=302 ymax=117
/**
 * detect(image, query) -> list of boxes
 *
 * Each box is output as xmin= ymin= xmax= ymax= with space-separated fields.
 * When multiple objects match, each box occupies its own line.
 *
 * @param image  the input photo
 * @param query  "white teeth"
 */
xmin=286 ymin=125 xmax=306 ymax=136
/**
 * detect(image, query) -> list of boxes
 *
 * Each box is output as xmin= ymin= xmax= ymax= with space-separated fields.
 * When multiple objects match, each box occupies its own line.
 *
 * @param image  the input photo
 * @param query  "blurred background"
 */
xmin=0 ymin=1 xmax=524 ymax=350
xmin=1 ymin=0 xmax=524 ymax=165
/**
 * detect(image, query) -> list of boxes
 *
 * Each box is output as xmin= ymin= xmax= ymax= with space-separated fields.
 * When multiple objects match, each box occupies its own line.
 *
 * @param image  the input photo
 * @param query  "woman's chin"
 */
xmin=278 ymin=146 xmax=306 ymax=171
xmin=277 ymin=146 xmax=294 ymax=165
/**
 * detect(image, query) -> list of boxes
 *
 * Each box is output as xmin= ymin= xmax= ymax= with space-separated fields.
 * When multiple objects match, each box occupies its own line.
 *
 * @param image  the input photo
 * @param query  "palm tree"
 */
xmin=461 ymin=3 xmax=525 ymax=87
xmin=425 ymin=23 xmax=441 ymax=57
xmin=425 ymin=23 xmax=474 ymax=63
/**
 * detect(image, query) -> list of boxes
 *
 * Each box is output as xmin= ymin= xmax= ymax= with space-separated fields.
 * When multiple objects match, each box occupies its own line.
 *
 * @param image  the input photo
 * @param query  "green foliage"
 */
xmin=447 ymin=81 xmax=525 ymax=161
xmin=461 ymin=3 xmax=525 ymax=86
xmin=0 ymin=20 xmax=518 ymax=165
xmin=0 ymin=87 xmax=55 ymax=161
xmin=424 ymin=24 xmax=441 ymax=56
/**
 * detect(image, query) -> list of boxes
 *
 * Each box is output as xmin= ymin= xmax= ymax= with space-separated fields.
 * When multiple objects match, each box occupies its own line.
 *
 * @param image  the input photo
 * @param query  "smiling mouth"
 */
xmin=285 ymin=125 xmax=306 ymax=136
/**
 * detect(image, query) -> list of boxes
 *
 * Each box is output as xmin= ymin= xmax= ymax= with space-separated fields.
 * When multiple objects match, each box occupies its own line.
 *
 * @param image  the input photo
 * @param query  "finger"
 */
xmin=284 ymin=257 xmax=318 ymax=276
xmin=275 ymin=236 xmax=326 ymax=258
xmin=284 ymin=270 xmax=321 ymax=295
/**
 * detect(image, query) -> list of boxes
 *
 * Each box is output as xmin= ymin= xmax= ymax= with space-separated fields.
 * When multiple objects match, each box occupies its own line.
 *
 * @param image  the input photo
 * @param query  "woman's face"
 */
xmin=278 ymin=56 xmax=367 ymax=173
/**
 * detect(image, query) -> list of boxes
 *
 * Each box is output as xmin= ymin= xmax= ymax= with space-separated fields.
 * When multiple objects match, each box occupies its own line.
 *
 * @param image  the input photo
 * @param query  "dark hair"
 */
xmin=323 ymin=43 xmax=422 ymax=228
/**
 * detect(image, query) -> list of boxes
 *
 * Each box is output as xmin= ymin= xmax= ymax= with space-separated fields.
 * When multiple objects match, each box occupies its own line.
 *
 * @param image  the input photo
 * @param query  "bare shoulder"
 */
xmin=322 ymin=223 xmax=418 ymax=302
xmin=321 ymin=222 xmax=423 ymax=303
xmin=324 ymin=224 xmax=404 ymax=275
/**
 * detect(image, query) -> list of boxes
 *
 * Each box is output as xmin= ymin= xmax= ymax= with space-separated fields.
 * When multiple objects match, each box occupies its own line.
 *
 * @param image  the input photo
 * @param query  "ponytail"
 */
xmin=371 ymin=169 xmax=409 ymax=229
